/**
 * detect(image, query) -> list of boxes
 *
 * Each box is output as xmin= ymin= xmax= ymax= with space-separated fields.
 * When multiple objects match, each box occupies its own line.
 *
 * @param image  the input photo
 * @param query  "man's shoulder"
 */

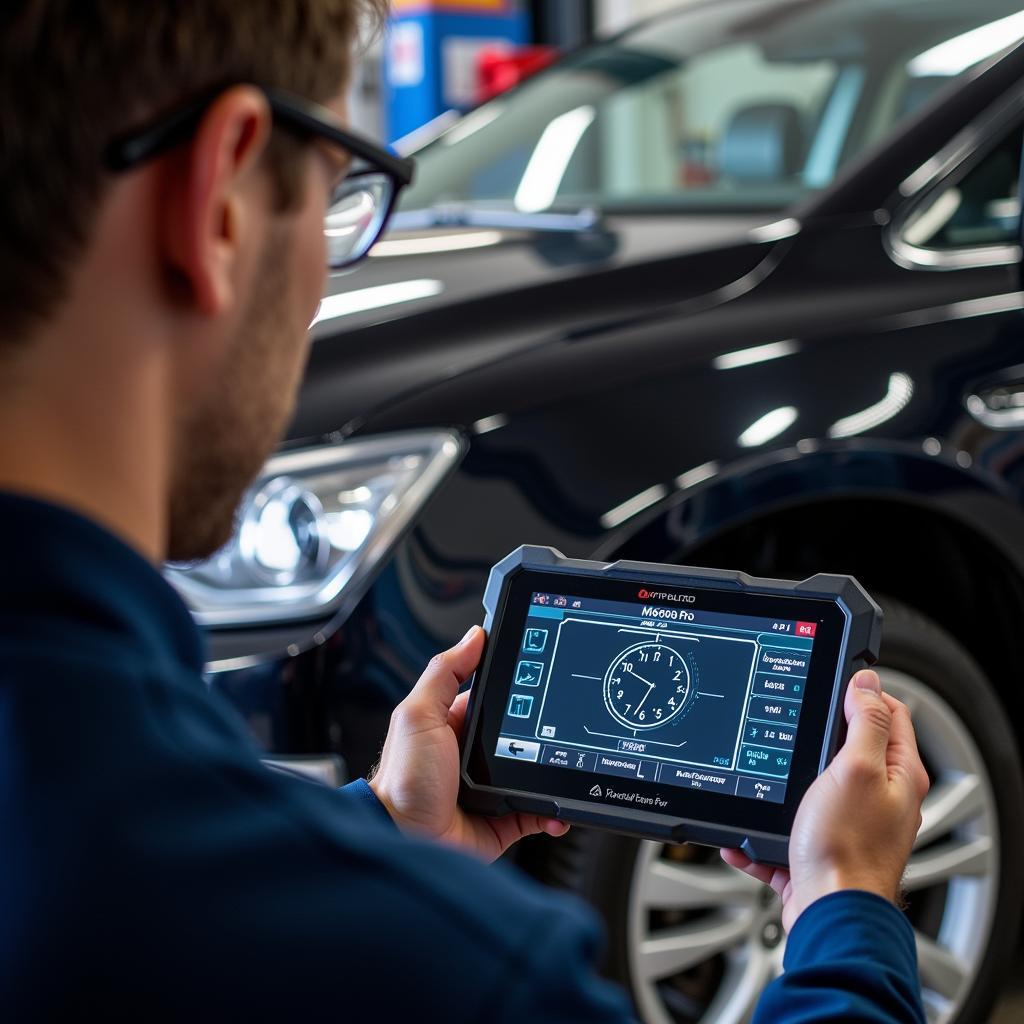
xmin=1 ymin=631 xmax=606 ymax=1017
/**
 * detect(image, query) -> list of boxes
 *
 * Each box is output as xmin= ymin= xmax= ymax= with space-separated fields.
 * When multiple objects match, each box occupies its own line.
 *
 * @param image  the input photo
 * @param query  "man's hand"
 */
xmin=722 ymin=669 xmax=930 ymax=932
xmin=368 ymin=626 xmax=570 ymax=861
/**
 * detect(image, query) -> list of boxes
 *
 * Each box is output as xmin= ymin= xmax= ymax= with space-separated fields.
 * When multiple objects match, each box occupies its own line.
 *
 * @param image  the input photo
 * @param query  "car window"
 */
xmin=398 ymin=0 xmax=1024 ymax=217
xmin=587 ymin=42 xmax=838 ymax=210
xmin=900 ymin=124 xmax=1023 ymax=253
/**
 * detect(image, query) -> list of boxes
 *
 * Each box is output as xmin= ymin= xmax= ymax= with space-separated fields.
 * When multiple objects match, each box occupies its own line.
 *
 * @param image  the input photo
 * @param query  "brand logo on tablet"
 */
xmin=603 ymin=786 xmax=670 ymax=809
xmin=638 ymin=588 xmax=695 ymax=603
xmin=589 ymin=784 xmax=603 ymax=797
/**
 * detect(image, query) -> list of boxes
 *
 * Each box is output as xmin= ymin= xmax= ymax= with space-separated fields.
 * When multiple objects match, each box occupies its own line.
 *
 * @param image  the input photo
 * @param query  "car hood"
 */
xmin=291 ymin=211 xmax=786 ymax=441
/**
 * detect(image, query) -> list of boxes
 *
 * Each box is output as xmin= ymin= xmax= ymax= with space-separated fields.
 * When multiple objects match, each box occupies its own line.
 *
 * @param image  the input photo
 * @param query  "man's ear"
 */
xmin=161 ymin=85 xmax=274 ymax=316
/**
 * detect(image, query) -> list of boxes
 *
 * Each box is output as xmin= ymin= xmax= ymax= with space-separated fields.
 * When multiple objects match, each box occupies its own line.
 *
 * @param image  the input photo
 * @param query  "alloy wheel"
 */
xmin=625 ymin=667 xmax=1000 ymax=1024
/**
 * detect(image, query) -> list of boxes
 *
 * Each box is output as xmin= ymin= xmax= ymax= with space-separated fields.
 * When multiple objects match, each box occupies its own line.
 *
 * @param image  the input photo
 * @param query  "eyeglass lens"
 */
xmin=324 ymin=172 xmax=393 ymax=269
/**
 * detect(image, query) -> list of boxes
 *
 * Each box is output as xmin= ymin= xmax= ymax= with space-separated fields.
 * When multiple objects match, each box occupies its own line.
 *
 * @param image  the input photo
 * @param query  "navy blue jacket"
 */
xmin=0 ymin=492 xmax=924 ymax=1022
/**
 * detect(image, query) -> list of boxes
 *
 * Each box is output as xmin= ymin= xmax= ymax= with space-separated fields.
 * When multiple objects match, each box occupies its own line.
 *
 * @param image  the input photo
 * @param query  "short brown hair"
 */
xmin=0 ymin=0 xmax=387 ymax=343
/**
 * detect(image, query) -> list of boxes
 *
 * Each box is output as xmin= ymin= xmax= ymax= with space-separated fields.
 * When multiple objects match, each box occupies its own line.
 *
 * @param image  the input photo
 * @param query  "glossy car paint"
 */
xmin=208 ymin=43 xmax=1024 ymax=797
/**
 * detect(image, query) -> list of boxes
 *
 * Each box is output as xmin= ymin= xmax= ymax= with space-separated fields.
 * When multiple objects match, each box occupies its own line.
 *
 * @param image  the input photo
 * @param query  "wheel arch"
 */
xmin=599 ymin=445 xmax=1024 ymax=753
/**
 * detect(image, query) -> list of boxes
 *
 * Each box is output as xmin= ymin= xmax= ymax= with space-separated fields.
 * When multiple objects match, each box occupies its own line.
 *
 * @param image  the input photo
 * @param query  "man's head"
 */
xmin=0 ymin=1 xmax=387 ymax=560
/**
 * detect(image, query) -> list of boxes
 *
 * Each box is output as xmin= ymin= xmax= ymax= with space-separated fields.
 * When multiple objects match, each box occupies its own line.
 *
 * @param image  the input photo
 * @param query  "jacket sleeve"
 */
xmin=337 ymin=777 xmax=397 ymax=828
xmin=753 ymin=891 xmax=926 ymax=1024
xmin=345 ymin=778 xmax=636 ymax=1023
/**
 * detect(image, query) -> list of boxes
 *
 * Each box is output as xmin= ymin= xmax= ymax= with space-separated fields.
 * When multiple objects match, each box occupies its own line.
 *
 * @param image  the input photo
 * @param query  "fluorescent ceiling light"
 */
xmin=828 ymin=373 xmax=914 ymax=439
xmin=514 ymin=105 xmax=596 ymax=214
xmin=713 ymin=340 xmax=799 ymax=371
xmin=370 ymin=230 xmax=503 ymax=258
xmin=311 ymin=279 xmax=443 ymax=326
xmin=675 ymin=461 xmax=719 ymax=490
xmin=738 ymin=407 xmax=798 ymax=448
xmin=600 ymin=484 xmax=669 ymax=530
xmin=908 ymin=12 xmax=1024 ymax=77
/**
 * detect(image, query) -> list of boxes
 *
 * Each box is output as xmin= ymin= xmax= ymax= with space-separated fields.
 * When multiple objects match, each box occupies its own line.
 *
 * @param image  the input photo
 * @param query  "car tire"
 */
xmin=537 ymin=595 xmax=1023 ymax=1024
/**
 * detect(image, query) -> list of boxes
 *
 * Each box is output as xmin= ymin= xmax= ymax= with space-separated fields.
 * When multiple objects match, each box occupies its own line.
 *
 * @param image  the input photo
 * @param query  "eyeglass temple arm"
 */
xmin=262 ymin=87 xmax=415 ymax=186
xmin=105 ymin=97 xmax=209 ymax=172
xmin=107 ymin=86 xmax=415 ymax=188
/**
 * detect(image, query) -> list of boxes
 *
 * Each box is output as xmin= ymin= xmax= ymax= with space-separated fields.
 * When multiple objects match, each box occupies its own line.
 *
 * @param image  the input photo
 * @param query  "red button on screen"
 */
xmin=796 ymin=621 xmax=817 ymax=637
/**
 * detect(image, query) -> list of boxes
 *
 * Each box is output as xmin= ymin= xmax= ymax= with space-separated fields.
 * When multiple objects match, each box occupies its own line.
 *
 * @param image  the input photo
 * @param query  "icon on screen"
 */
xmin=540 ymin=725 xmax=556 ymax=738
xmin=514 ymin=660 xmax=544 ymax=687
xmin=523 ymin=628 xmax=548 ymax=653
xmin=508 ymin=693 xmax=534 ymax=718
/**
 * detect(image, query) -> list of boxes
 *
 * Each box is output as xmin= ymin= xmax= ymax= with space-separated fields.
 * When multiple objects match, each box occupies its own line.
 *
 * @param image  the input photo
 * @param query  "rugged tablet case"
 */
xmin=459 ymin=545 xmax=883 ymax=866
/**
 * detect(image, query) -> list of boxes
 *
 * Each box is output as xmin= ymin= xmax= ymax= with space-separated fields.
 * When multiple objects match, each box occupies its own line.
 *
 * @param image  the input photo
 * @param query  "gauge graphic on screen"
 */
xmin=602 ymin=642 xmax=691 ymax=731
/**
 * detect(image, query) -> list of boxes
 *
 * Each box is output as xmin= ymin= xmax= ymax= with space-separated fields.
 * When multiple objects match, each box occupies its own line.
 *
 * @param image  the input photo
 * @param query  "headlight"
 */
xmin=166 ymin=430 xmax=464 ymax=628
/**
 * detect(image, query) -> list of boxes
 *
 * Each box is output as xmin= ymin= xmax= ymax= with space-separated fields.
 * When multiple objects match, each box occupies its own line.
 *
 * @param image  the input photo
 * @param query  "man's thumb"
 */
xmin=841 ymin=670 xmax=892 ymax=764
xmin=412 ymin=626 xmax=485 ymax=715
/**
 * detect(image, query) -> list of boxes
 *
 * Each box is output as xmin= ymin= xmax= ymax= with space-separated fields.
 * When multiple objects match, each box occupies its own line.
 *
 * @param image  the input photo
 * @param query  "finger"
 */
xmin=540 ymin=817 xmax=570 ymax=837
xmin=879 ymin=691 xmax=902 ymax=712
xmin=884 ymin=698 xmax=929 ymax=797
xmin=408 ymin=626 xmax=486 ymax=722
xmin=768 ymin=868 xmax=792 ymax=901
xmin=721 ymin=848 xmax=776 ymax=887
xmin=446 ymin=690 xmax=472 ymax=736
xmin=841 ymin=670 xmax=893 ymax=765
xmin=484 ymin=812 xmax=548 ymax=855
xmin=720 ymin=848 xmax=752 ymax=870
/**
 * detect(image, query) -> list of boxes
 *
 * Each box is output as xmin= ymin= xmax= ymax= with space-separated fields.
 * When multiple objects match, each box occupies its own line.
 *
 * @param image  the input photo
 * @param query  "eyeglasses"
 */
xmin=106 ymin=86 xmax=415 ymax=270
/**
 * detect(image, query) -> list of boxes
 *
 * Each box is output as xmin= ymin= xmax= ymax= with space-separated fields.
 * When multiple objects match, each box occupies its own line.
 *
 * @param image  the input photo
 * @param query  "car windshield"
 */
xmin=398 ymin=0 xmax=1024 ymax=217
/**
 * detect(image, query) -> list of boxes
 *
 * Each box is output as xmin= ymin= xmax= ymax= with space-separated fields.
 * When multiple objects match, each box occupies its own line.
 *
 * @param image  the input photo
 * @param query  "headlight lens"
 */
xmin=166 ymin=430 xmax=464 ymax=627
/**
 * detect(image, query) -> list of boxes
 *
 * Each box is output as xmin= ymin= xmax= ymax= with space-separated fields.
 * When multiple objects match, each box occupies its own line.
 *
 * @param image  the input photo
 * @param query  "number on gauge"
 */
xmin=603 ymin=642 xmax=690 ymax=731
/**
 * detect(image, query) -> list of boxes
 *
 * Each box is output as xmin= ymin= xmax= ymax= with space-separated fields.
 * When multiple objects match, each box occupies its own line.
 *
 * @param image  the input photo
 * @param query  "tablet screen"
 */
xmin=494 ymin=587 xmax=818 ymax=806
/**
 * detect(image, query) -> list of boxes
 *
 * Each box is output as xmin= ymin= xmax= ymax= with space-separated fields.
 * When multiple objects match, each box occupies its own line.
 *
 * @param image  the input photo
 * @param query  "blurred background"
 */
xmin=348 ymin=0 xmax=690 ymax=142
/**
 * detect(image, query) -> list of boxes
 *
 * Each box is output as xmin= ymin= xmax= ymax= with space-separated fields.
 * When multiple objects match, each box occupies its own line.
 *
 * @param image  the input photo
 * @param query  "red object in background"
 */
xmin=476 ymin=45 xmax=559 ymax=104
xmin=680 ymin=162 xmax=715 ymax=187
xmin=796 ymin=622 xmax=817 ymax=638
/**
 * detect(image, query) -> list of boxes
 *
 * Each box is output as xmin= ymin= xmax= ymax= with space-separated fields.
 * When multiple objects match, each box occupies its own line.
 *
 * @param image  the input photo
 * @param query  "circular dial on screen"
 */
xmin=603 ymin=642 xmax=691 ymax=731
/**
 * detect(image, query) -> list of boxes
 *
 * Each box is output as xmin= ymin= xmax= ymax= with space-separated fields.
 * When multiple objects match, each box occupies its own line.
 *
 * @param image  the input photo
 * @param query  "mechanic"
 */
xmin=0 ymin=3 xmax=929 ymax=1021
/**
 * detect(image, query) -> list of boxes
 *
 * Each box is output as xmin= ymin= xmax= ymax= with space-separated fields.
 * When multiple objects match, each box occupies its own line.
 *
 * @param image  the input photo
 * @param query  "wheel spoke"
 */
xmin=637 ymin=913 xmax=755 ymax=982
xmin=915 ymin=774 xmax=985 ymax=848
xmin=904 ymin=835 xmax=993 ymax=892
xmin=638 ymin=858 xmax=762 ymax=911
xmin=916 ymin=932 xmax=969 ymax=1004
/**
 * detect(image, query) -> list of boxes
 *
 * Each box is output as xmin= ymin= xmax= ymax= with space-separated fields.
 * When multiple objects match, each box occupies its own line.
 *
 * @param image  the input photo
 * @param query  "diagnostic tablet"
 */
xmin=459 ymin=546 xmax=881 ymax=866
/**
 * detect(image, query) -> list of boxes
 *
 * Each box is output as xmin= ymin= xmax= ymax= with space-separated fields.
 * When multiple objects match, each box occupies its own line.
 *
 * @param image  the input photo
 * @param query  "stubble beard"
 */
xmin=165 ymin=227 xmax=310 ymax=563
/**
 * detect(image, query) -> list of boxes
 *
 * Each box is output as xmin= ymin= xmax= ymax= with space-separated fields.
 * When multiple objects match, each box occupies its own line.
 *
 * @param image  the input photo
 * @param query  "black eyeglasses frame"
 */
xmin=105 ymin=84 xmax=414 ymax=187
